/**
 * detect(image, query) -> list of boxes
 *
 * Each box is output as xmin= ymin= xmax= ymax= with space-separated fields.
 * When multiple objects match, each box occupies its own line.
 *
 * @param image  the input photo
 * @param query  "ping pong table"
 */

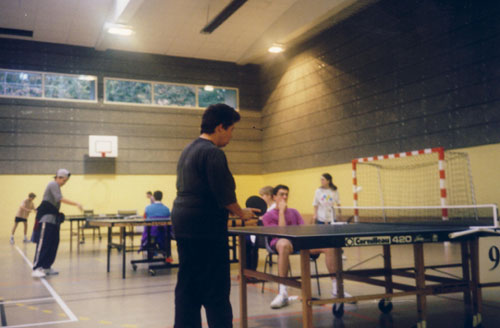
xmin=87 ymin=217 xmax=172 ymax=279
xmin=88 ymin=217 xmax=257 ymax=278
xmin=66 ymin=214 xmax=121 ymax=251
xmin=229 ymin=222 xmax=500 ymax=328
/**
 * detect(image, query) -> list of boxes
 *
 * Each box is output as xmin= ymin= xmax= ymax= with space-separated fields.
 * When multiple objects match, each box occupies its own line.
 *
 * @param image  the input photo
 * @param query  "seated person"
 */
xmin=259 ymin=185 xmax=275 ymax=212
xmin=142 ymin=190 xmax=172 ymax=262
xmin=262 ymin=184 xmax=352 ymax=309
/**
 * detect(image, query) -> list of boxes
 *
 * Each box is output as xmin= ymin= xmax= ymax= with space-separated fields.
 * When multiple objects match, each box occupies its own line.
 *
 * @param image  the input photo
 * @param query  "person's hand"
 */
xmin=312 ymin=213 xmax=317 ymax=220
xmin=277 ymin=199 xmax=287 ymax=212
xmin=240 ymin=208 xmax=258 ymax=220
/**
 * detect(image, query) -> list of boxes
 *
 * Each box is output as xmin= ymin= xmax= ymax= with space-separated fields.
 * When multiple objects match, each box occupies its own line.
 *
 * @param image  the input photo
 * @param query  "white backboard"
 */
xmin=89 ymin=135 xmax=118 ymax=158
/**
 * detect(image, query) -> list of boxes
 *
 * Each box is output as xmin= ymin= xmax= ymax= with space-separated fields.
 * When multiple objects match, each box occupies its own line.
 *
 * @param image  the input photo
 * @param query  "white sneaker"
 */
xmin=332 ymin=282 xmax=355 ymax=302
xmin=44 ymin=268 xmax=59 ymax=276
xmin=23 ymin=237 xmax=30 ymax=243
xmin=32 ymin=268 xmax=46 ymax=278
xmin=10 ymin=236 xmax=14 ymax=245
xmin=270 ymin=294 xmax=288 ymax=309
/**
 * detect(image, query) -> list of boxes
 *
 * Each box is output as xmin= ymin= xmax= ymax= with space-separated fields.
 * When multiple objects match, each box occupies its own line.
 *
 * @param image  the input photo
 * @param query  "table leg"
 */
xmin=77 ymin=220 xmax=81 ymax=251
xmin=460 ymin=241 xmax=472 ymax=310
xmin=238 ymin=235 xmax=247 ymax=328
xmin=300 ymin=249 xmax=313 ymax=328
xmin=107 ymin=226 xmax=111 ymax=273
xmin=70 ymin=220 xmax=73 ymax=251
xmin=469 ymin=238 xmax=482 ymax=327
xmin=383 ymin=245 xmax=393 ymax=298
xmin=122 ymin=226 xmax=127 ymax=279
xmin=413 ymin=243 xmax=426 ymax=328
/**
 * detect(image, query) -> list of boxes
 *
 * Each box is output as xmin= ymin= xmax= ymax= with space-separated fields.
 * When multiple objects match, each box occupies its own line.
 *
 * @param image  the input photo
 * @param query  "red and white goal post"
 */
xmin=350 ymin=147 xmax=480 ymax=222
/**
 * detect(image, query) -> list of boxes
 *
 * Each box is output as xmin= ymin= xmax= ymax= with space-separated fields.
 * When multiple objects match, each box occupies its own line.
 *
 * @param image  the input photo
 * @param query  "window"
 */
xmin=0 ymin=69 xmax=97 ymax=102
xmin=105 ymin=78 xmax=152 ymax=104
xmin=154 ymin=83 xmax=196 ymax=107
xmin=0 ymin=70 xmax=42 ymax=98
xmin=44 ymin=74 xmax=96 ymax=101
xmin=198 ymin=87 xmax=237 ymax=108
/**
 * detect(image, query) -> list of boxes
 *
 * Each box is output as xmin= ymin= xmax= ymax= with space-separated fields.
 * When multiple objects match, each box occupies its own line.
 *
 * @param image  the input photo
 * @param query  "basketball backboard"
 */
xmin=89 ymin=135 xmax=118 ymax=158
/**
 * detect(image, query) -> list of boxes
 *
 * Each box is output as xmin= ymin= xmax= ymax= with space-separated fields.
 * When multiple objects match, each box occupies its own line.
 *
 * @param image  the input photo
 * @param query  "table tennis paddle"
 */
xmin=245 ymin=195 xmax=267 ymax=217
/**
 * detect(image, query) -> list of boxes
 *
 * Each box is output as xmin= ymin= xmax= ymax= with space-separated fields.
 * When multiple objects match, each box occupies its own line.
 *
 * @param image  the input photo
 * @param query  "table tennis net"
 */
xmin=339 ymin=204 xmax=498 ymax=226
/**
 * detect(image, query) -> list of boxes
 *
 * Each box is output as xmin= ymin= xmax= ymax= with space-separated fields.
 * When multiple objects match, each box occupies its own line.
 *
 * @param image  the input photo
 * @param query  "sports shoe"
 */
xmin=44 ymin=268 xmax=59 ymax=275
xmin=23 ymin=237 xmax=30 ymax=243
xmin=332 ymin=281 xmax=356 ymax=303
xmin=32 ymin=268 xmax=46 ymax=278
xmin=270 ymin=294 xmax=289 ymax=309
xmin=10 ymin=236 xmax=14 ymax=245
xmin=165 ymin=256 xmax=174 ymax=263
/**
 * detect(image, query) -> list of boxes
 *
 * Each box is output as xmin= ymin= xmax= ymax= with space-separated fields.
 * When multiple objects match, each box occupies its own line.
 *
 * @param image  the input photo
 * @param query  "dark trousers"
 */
xmin=174 ymin=238 xmax=232 ymax=328
xmin=33 ymin=222 xmax=60 ymax=270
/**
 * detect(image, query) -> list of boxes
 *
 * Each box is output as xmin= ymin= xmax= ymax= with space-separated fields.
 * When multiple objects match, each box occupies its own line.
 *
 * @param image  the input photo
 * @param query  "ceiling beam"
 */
xmin=200 ymin=0 xmax=247 ymax=34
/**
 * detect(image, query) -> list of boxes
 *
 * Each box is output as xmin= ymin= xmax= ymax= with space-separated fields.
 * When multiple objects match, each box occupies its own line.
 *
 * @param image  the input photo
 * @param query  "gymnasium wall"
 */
xmin=0 ymin=174 xmax=264 ymax=238
xmin=259 ymin=0 xmax=500 ymax=174
xmin=0 ymin=38 xmax=263 ymax=175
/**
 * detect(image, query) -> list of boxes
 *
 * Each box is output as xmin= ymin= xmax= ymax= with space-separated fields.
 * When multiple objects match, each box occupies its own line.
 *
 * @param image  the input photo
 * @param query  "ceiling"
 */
xmin=0 ymin=0 xmax=375 ymax=64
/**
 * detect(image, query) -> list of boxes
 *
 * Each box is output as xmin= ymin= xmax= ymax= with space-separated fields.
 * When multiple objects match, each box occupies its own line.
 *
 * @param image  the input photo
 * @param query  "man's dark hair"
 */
xmin=272 ymin=184 xmax=289 ymax=195
xmin=200 ymin=103 xmax=240 ymax=134
xmin=29 ymin=192 xmax=36 ymax=198
xmin=153 ymin=190 xmax=163 ymax=201
xmin=146 ymin=191 xmax=152 ymax=195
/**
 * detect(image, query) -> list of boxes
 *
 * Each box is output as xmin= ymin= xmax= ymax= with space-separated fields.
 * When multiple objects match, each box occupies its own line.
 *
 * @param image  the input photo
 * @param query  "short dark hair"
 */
xmin=29 ymin=192 xmax=36 ymax=198
xmin=153 ymin=190 xmax=163 ymax=201
xmin=146 ymin=191 xmax=152 ymax=195
xmin=200 ymin=103 xmax=240 ymax=134
xmin=272 ymin=184 xmax=289 ymax=195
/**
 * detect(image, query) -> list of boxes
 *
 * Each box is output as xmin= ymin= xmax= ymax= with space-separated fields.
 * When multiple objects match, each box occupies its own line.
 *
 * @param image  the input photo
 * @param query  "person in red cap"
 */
xmin=32 ymin=169 xmax=83 ymax=278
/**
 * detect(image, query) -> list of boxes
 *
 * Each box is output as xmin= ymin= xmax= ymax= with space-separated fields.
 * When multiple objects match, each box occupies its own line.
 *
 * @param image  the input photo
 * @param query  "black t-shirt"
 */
xmin=172 ymin=138 xmax=237 ymax=240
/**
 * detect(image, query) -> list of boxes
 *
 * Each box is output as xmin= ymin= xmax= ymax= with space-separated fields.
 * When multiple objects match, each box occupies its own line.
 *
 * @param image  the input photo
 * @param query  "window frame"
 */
xmin=0 ymin=68 xmax=98 ymax=103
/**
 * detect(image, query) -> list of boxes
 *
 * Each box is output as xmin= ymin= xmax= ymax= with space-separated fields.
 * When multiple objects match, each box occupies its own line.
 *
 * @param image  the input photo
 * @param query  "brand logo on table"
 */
xmin=345 ymin=236 xmax=391 ymax=246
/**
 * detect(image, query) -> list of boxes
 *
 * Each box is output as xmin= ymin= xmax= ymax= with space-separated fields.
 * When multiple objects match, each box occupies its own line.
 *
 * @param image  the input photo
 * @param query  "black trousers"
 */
xmin=174 ymin=238 xmax=232 ymax=328
xmin=33 ymin=222 xmax=60 ymax=270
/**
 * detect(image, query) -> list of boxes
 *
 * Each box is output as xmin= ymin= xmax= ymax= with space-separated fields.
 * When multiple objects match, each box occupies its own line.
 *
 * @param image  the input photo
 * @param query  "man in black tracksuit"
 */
xmin=32 ymin=169 xmax=83 ymax=278
xmin=172 ymin=104 xmax=256 ymax=328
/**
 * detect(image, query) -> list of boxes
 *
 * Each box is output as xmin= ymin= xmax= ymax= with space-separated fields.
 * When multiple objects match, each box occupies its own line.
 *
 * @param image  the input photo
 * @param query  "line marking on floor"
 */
xmin=13 ymin=246 xmax=78 ymax=326
xmin=1 ymin=298 xmax=53 ymax=305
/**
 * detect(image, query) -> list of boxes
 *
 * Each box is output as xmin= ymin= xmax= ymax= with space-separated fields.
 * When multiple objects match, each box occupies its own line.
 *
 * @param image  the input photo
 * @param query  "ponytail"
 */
xmin=322 ymin=173 xmax=337 ymax=191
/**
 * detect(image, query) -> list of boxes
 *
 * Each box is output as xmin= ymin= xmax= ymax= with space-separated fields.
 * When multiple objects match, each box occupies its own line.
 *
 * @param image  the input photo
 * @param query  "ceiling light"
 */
xmin=204 ymin=85 xmax=214 ymax=91
xmin=106 ymin=23 xmax=134 ymax=36
xmin=268 ymin=44 xmax=284 ymax=53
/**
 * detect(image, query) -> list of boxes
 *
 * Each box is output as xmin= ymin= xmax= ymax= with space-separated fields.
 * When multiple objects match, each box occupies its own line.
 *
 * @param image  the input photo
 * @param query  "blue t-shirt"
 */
xmin=145 ymin=202 xmax=171 ymax=220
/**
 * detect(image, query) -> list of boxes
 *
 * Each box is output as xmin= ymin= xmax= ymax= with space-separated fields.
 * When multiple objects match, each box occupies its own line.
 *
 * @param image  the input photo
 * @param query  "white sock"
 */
xmin=332 ymin=279 xmax=337 ymax=294
xmin=279 ymin=284 xmax=288 ymax=297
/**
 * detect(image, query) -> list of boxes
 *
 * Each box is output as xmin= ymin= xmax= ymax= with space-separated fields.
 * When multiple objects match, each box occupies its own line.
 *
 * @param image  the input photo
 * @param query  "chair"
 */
xmin=80 ymin=210 xmax=102 ymax=243
xmin=261 ymin=237 xmax=321 ymax=295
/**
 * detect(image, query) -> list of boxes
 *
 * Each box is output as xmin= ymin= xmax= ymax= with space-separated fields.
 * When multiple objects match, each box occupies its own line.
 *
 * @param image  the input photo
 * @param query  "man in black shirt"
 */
xmin=172 ymin=103 xmax=256 ymax=328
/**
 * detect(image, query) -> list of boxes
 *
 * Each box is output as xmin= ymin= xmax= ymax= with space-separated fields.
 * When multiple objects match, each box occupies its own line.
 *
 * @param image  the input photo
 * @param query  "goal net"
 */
xmin=352 ymin=147 xmax=478 ymax=222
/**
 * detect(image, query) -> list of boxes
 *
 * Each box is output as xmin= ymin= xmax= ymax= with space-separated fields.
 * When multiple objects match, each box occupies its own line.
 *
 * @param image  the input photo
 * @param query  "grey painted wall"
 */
xmin=260 ymin=0 xmax=500 ymax=173
xmin=0 ymin=39 xmax=262 ymax=174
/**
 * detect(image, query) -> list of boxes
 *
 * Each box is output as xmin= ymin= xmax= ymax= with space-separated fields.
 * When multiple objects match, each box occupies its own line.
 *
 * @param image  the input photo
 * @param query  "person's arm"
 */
xmin=61 ymin=197 xmax=83 ymax=211
xmin=313 ymin=205 xmax=318 ymax=221
xmin=277 ymin=200 xmax=287 ymax=227
xmin=226 ymin=202 xmax=256 ymax=220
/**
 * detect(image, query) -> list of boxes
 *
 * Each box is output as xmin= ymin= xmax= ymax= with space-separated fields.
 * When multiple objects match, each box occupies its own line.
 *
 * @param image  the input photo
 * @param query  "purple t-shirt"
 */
xmin=262 ymin=208 xmax=304 ymax=248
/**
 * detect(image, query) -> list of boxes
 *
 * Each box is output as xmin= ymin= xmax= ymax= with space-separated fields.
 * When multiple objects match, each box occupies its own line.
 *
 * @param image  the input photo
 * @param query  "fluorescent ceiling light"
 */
xmin=204 ymin=85 xmax=214 ymax=91
xmin=106 ymin=23 xmax=134 ymax=36
xmin=268 ymin=44 xmax=284 ymax=53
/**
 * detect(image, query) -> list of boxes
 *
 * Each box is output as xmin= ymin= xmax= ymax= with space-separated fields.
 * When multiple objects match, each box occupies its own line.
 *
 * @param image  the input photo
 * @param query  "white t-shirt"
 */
xmin=313 ymin=188 xmax=340 ymax=223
